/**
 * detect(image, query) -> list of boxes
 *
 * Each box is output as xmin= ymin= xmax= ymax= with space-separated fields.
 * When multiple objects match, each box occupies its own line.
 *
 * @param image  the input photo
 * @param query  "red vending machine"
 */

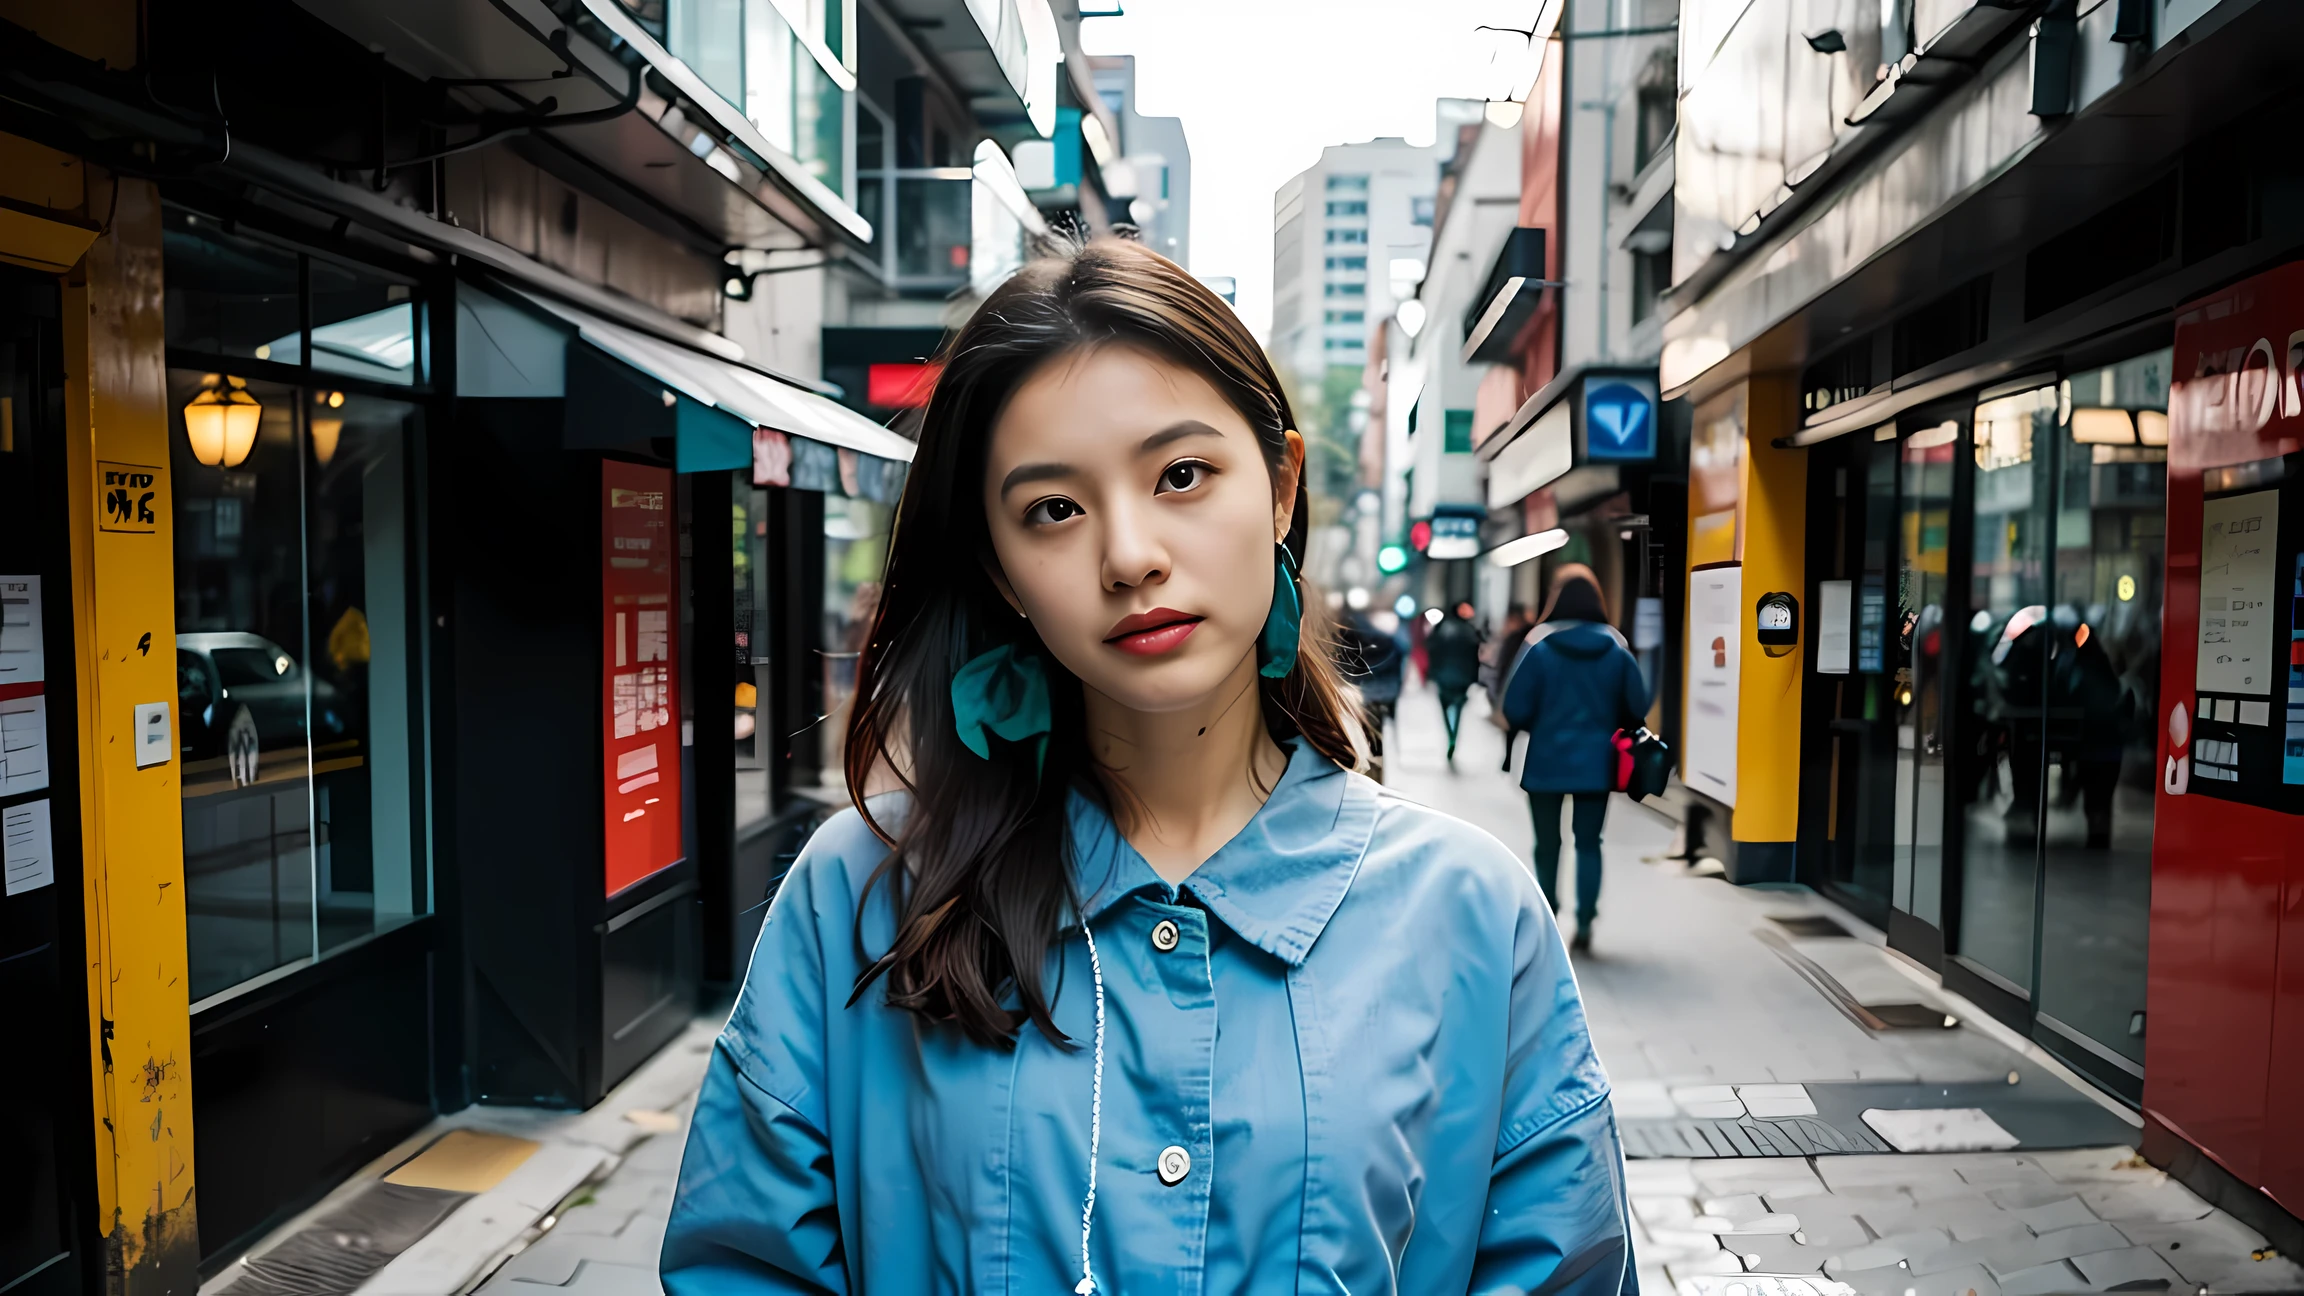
xmin=2147 ymin=260 xmax=2304 ymax=1219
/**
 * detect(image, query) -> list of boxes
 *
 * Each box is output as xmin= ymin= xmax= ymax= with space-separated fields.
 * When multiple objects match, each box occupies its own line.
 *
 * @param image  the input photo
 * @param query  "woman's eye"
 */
xmin=1157 ymin=461 xmax=1210 ymax=495
xmin=1025 ymin=497 xmax=1083 ymax=525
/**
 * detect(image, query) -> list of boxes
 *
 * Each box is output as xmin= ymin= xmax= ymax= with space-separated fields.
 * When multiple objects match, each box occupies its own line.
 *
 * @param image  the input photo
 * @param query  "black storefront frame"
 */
xmin=159 ymin=199 xmax=455 ymax=1269
xmin=1800 ymin=332 xmax=2171 ymax=1109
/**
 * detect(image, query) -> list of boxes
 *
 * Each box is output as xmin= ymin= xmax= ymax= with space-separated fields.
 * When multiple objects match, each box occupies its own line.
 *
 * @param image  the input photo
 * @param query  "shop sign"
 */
xmin=1427 ymin=511 xmax=1482 ymax=560
xmin=1684 ymin=564 xmax=1741 ymax=806
xmin=602 ymin=462 xmax=684 ymax=895
xmin=1582 ymin=378 xmax=1658 ymax=462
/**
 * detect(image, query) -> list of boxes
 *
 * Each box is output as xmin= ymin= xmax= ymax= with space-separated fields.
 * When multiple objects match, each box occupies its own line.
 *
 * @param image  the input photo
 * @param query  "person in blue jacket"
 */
xmin=659 ymin=241 xmax=1633 ymax=1294
xmin=1502 ymin=565 xmax=1649 ymax=954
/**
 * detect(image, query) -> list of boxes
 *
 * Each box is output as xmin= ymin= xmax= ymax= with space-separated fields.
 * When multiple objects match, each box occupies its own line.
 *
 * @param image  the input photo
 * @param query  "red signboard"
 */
xmin=602 ymin=461 xmax=683 ymax=895
xmin=867 ymin=362 xmax=940 ymax=409
xmin=2147 ymin=260 xmax=2304 ymax=1216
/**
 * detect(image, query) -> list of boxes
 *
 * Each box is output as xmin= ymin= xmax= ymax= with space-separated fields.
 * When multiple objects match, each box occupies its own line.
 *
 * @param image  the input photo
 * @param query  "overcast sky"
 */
xmin=1079 ymin=0 xmax=1539 ymax=342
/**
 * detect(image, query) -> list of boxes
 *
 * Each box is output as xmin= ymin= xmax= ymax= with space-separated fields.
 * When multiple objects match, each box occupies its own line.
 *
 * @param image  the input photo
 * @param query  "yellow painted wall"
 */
xmin=1731 ymin=375 xmax=1805 ymax=845
xmin=58 ymin=168 xmax=200 ymax=1296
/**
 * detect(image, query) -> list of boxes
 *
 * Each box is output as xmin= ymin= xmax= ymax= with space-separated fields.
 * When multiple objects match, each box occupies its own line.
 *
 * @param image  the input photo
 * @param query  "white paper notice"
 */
xmin=3 ymin=798 xmax=53 ymax=896
xmin=0 ymin=695 xmax=46 ymax=796
xmin=1684 ymin=565 xmax=1743 ymax=806
xmin=2198 ymin=489 xmax=2280 ymax=695
xmin=1817 ymin=580 xmax=1852 ymax=675
xmin=0 ymin=576 xmax=39 ymax=686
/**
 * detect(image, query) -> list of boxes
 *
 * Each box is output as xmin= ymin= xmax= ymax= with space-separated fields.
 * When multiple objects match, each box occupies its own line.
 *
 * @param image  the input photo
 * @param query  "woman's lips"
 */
xmin=1104 ymin=609 xmax=1203 ymax=656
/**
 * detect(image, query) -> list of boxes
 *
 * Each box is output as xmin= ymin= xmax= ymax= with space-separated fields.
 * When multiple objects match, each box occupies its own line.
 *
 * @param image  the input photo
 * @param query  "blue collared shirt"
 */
xmin=662 ymin=742 xmax=1632 ymax=1294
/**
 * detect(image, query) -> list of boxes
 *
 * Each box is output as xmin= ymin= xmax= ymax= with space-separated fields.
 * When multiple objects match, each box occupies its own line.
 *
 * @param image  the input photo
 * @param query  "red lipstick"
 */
xmin=1104 ymin=607 xmax=1203 ymax=656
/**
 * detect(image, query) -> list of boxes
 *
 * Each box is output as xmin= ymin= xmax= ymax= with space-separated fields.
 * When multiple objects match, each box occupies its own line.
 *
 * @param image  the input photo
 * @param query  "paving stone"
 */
xmin=503 ymin=1260 xmax=661 ymax=1296
xmin=1824 ymin=1264 xmax=1916 ymax=1292
xmin=1785 ymin=1214 xmax=1872 ymax=1250
xmin=1739 ymin=1084 xmax=1820 ymax=1119
xmin=2029 ymin=1148 xmax=2151 ymax=1184
xmin=2075 ymin=1181 xmax=2212 ymax=1225
xmin=2214 ymin=1255 xmax=2304 ymax=1293
xmin=2069 ymin=1244 xmax=2182 ymax=1291
xmin=2011 ymin=1196 xmax=2100 ymax=1234
xmin=1826 ymin=1228 xmax=1952 ymax=1272
xmin=1698 ymin=1193 xmax=1770 ymax=1221
xmin=1664 ymin=1250 xmax=1745 ymax=1284
xmin=1966 ymin=1222 xmax=2129 ymax=1279
xmin=1988 ymin=1182 xmax=2090 ymax=1212
xmin=1642 ymin=1227 xmax=1733 ymax=1263
xmin=1631 ymin=1194 xmax=1699 ymax=1228
xmin=1613 ymin=1079 xmax=1679 ymax=1120
xmin=2112 ymin=1213 xmax=2269 ymax=1284
xmin=546 ymin=1205 xmax=639 ymax=1238
xmin=1674 ymin=1084 xmax=1748 ymax=1119
xmin=1693 ymin=1157 xmax=1826 ymax=1199
xmin=1634 ymin=1263 xmax=1675 ymax=1296
xmin=1717 ymin=1233 xmax=1827 ymax=1274
xmin=1908 ymin=1262 xmax=2001 ymax=1296
xmin=1624 ymin=1159 xmax=1701 ymax=1197
xmin=1995 ymin=1260 xmax=2086 ymax=1296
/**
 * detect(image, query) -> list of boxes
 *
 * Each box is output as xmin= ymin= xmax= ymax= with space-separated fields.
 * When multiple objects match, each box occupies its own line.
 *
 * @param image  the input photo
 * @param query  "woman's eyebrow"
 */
xmin=1138 ymin=419 xmax=1224 ymax=454
xmin=1000 ymin=460 xmax=1076 ymax=497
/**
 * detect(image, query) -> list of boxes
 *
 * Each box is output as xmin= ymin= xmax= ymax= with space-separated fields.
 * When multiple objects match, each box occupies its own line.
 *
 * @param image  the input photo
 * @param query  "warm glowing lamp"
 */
xmin=311 ymin=417 xmax=343 ymax=465
xmin=184 ymin=376 xmax=262 ymax=468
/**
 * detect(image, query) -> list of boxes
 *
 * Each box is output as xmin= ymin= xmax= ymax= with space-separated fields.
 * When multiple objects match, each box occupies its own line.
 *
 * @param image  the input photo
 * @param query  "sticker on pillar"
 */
xmin=97 ymin=462 xmax=164 ymax=533
xmin=133 ymin=701 xmax=171 ymax=768
xmin=1755 ymin=591 xmax=1799 ymax=657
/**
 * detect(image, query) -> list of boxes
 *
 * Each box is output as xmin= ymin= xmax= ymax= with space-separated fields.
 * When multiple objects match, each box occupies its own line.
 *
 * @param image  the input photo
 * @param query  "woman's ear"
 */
xmin=1274 ymin=429 xmax=1306 ymax=543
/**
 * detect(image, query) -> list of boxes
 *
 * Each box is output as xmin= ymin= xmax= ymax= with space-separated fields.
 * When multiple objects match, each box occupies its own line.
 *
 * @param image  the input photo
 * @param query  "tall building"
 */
xmin=1089 ymin=55 xmax=1193 ymax=268
xmin=1270 ymin=136 xmax=1442 ymax=392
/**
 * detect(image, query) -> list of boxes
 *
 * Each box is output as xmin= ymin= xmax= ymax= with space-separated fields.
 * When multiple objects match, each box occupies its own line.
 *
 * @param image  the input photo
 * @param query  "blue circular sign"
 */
xmin=1585 ymin=382 xmax=1656 ymax=460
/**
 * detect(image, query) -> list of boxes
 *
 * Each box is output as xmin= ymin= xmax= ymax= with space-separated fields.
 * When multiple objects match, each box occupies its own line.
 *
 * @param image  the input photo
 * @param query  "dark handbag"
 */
xmin=1612 ymin=726 xmax=1671 ymax=800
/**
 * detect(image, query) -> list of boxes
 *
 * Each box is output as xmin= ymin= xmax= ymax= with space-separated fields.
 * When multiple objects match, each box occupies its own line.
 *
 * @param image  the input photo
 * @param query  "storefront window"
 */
xmin=820 ymin=493 xmax=888 ymax=790
xmin=734 ymin=483 xmax=774 ymax=827
xmin=165 ymin=211 xmax=428 ymax=1006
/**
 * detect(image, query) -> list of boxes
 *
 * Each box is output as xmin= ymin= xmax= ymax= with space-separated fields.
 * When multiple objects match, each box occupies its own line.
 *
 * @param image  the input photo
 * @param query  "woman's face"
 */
xmin=982 ymin=346 xmax=1302 ymax=715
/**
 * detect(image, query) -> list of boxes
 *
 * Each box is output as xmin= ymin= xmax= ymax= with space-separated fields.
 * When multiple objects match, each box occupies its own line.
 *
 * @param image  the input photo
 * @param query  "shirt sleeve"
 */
xmin=1470 ymin=902 xmax=1634 ymax=1296
xmin=661 ymin=843 xmax=849 ymax=1295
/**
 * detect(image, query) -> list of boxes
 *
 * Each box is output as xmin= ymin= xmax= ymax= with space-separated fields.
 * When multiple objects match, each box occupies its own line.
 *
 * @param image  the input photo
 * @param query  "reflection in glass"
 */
xmin=1894 ymin=424 xmax=1956 ymax=931
xmin=821 ymin=495 xmax=888 ymax=791
xmin=734 ymin=483 xmax=774 ymax=828
xmin=2035 ymin=351 xmax=2167 ymax=1067
xmin=1956 ymin=385 xmax=2055 ymax=993
xmin=172 ymin=370 xmax=423 ymax=1003
xmin=173 ymin=373 xmax=316 ymax=1001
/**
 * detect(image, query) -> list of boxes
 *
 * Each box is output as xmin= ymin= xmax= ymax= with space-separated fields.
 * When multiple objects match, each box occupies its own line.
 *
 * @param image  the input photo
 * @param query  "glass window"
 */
xmin=673 ymin=0 xmax=746 ymax=108
xmin=734 ymin=482 xmax=774 ymax=828
xmin=171 ymin=372 xmax=425 ymax=1005
xmin=794 ymin=40 xmax=847 ymax=198
xmin=819 ymin=494 xmax=887 ymax=791
xmin=1325 ymin=174 xmax=1369 ymax=191
xmin=162 ymin=212 xmax=301 ymax=364
xmin=896 ymin=176 xmax=971 ymax=282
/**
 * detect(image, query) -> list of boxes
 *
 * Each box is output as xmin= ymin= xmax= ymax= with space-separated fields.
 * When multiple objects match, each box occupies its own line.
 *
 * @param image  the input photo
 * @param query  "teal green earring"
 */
xmin=1258 ymin=545 xmax=1302 ymax=679
xmin=951 ymin=639 xmax=1051 ymax=775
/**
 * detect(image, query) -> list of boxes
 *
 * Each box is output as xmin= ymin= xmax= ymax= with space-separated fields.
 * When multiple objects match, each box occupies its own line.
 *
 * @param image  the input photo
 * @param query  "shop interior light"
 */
xmin=1377 ymin=544 xmax=1410 ymax=574
xmin=1394 ymin=594 xmax=1418 ymax=618
xmin=1396 ymin=299 xmax=1428 ymax=338
xmin=2136 ymin=409 xmax=2169 ymax=446
xmin=1907 ymin=420 xmax=1960 ymax=450
xmin=2070 ymin=408 xmax=2137 ymax=445
xmin=184 ymin=375 xmax=262 ymax=468
xmin=311 ymin=417 xmax=343 ymax=465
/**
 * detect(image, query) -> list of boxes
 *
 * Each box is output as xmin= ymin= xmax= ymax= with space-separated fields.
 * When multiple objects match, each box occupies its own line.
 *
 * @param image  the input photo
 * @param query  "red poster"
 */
xmin=602 ymin=461 xmax=683 ymax=895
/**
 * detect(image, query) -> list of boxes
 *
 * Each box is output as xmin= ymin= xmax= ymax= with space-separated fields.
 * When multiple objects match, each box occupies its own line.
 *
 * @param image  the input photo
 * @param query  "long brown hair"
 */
xmin=842 ymin=240 xmax=1363 ymax=1047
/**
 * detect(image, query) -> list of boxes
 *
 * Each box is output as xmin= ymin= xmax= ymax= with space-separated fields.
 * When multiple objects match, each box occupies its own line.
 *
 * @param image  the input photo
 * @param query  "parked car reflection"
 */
xmin=178 ymin=631 xmax=348 ymax=787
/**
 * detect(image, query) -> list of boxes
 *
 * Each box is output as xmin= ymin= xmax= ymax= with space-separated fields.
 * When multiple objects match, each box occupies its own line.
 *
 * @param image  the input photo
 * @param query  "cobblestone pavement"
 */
xmin=433 ymin=686 xmax=2301 ymax=1296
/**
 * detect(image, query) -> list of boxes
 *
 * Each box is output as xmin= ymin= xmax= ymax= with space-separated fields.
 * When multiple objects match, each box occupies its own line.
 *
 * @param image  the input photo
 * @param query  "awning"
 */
xmin=510 ymin=288 xmax=917 ymax=466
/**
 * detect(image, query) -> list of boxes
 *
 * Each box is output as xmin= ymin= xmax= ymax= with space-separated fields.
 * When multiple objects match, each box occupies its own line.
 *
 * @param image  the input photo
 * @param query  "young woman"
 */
xmin=1501 ymin=566 xmax=1649 ymax=953
xmin=660 ymin=242 xmax=1632 ymax=1294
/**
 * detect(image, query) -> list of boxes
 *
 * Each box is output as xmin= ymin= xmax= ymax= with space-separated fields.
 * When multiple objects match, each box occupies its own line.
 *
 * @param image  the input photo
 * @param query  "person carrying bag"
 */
xmin=1501 ymin=565 xmax=1651 ymax=954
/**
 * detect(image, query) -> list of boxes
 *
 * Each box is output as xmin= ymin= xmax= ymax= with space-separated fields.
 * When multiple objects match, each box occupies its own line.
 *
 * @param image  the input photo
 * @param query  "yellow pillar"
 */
xmin=62 ymin=168 xmax=200 ymax=1296
xmin=1731 ymin=375 xmax=1805 ymax=853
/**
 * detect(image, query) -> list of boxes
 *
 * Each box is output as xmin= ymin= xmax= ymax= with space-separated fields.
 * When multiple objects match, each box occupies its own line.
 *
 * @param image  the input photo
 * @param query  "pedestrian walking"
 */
xmin=1501 ymin=565 xmax=1648 ymax=953
xmin=1426 ymin=602 xmax=1483 ymax=763
xmin=661 ymin=241 xmax=1632 ymax=1295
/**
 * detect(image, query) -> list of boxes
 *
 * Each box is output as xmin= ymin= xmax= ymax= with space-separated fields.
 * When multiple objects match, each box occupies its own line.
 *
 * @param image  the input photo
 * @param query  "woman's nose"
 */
xmin=1099 ymin=502 xmax=1170 ymax=592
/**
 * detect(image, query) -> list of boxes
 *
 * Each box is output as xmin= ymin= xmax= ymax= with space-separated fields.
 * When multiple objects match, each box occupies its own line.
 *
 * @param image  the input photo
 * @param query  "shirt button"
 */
xmin=1150 ymin=919 xmax=1180 ymax=953
xmin=1157 ymin=1145 xmax=1192 ymax=1186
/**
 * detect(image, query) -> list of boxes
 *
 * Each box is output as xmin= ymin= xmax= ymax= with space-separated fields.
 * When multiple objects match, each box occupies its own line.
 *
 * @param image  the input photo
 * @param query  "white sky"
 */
xmin=1080 ymin=0 xmax=1541 ymax=342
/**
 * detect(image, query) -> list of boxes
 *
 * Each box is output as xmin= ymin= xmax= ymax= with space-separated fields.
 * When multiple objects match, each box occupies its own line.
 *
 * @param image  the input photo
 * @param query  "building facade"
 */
xmin=0 ymin=0 xmax=1142 ymax=1289
xmin=1659 ymin=0 xmax=2304 ymax=1248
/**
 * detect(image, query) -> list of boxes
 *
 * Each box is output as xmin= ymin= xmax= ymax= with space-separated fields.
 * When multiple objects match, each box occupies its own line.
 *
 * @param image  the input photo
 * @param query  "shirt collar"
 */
xmin=1066 ymin=740 xmax=1377 ymax=966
